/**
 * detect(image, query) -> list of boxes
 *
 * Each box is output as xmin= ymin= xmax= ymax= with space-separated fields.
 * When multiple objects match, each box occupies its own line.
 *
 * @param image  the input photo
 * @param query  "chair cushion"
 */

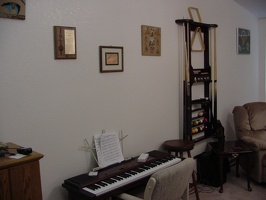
xmin=233 ymin=102 xmax=266 ymax=150
xmin=241 ymin=136 xmax=266 ymax=150
xmin=233 ymin=105 xmax=251 ymax=132
xmin=145 ymin=158 xmax=194 ymax=200
xmin=243 ymin=102 xmax=266 ymax=130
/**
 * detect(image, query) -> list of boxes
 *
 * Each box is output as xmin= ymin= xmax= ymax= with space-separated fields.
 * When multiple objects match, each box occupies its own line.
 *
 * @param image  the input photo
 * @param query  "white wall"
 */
xmin=0 ymin=0 xmax=260 ymax=199
xmin=259 ymin=18 xmax=266 ymax=101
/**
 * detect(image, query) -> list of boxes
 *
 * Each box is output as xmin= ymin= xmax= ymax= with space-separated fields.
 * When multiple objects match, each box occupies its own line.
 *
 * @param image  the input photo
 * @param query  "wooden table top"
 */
xmin=0 ymin=142 xmax=44 ymax=170
xmin=208 ymin=141 xmax=256 ymax=155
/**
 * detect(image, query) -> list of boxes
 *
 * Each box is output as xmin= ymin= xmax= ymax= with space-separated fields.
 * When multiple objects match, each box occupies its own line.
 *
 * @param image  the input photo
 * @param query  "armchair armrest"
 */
xmin=241 ymin=136 xmax=266 ymax=151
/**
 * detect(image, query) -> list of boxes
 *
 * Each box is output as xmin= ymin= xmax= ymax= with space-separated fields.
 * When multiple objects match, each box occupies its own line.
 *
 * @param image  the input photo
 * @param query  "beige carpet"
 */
xmin=190 ymin=167 xmax=266 ymax=200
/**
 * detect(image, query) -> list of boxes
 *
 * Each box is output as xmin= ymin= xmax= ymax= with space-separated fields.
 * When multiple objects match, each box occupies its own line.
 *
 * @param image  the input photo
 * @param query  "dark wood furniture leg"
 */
xmin=236 ymin=156 xmax=240 ymax=177
xmin=187 ymin=151 xmax=200 ymax=200
xmin=235 ymin=154 xmax=252 ymax=191
xmin=246 ymin=154 xmax=252 ymax=191
xmin=219 ymin=154 xmax=224 ymax=193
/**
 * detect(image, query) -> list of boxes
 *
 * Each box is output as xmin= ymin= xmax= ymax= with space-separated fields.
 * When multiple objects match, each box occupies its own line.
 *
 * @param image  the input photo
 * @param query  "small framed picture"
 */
xmin=141 ymin=25 xmax=161 ymax=56
xmin=0 ymin=0 xmax=26 ymax=20
xmin=237 ymin=28 xmax=250 ymax=54
xmin=54 ymin=26 xmax=77 ymax=59
xmin=99 ymin=46 xmax=124 ymax=73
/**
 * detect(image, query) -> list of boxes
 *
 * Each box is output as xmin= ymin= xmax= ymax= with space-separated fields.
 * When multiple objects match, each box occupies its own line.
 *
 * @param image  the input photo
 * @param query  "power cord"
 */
xmin=189 ymin=170 xmax=217 ymax=195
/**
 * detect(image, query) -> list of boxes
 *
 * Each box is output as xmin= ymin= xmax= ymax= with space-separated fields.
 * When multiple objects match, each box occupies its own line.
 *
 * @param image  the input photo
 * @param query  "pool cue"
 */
xmin=213 ymin=27 xmax=217 ymax=128
xmin=183 ymin=22 xmax=191 ymax=140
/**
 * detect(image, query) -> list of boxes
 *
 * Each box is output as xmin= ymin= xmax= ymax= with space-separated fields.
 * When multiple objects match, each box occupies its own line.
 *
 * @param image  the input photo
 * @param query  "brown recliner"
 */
xmin=232 ymin=102 xmax=266 ymax=183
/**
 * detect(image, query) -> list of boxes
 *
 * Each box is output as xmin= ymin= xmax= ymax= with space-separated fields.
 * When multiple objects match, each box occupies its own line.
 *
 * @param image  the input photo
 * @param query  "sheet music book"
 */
xmin=94 ymin=131 xmax=124 ymax=168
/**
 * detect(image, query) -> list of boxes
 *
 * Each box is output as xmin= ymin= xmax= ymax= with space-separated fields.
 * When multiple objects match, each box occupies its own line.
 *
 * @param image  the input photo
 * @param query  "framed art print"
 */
xmin=54 ymin=26 xmax=77 ymax=59
xmin=0 ymin=0 xmax=25 ymax=20
xmin=237 ymin=28 xmax=250 ymax=54
xmin=141 ymin=25 xmax=161 ymax=56
xmin=99 ymin=46 xmax=124 ymax=73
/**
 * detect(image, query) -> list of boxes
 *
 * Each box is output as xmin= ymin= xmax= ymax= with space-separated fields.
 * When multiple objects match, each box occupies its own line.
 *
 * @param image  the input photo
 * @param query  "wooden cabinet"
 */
xmin=0 ymin=169 xmax=10 ymax=200
xmin=175 ymin=19 xmax=218 ymax=142
xmin=0 ymin=143 xmax=44 ymax=200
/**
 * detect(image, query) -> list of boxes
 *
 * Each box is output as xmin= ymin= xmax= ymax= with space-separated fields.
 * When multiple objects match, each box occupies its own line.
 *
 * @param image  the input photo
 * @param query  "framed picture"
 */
xmin=99 ymin=46 xmax=124 ymax=73
xmin=237 ymin=28 xmax=250 ymax=54
xmin=0 ymin=0 xmax=25 ymax=20
xmin=54 ymin=26 xmax=77 ymax=59
xmin=141 ymin=25 xmax=161 ymax=56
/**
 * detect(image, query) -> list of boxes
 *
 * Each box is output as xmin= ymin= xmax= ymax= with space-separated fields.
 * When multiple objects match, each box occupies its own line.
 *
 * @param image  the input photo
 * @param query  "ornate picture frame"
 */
xmin=99 ymin=46 xmax=124 ymax=73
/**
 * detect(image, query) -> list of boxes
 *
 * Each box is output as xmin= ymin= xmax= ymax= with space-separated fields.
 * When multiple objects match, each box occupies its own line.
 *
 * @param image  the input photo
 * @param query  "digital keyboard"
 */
xmin=83 ymin=156 xmax=181 ymax=196
xmin=63 ymin=150 xmax=182 ymax=200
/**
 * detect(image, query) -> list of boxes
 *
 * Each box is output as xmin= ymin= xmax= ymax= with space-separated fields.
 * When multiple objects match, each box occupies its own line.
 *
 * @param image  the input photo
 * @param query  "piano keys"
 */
xmin=63 ymin=150 xmax=181 ymax=200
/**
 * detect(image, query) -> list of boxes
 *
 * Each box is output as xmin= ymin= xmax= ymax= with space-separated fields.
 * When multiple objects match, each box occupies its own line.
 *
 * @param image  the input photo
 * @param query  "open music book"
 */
xmin=94 ymin=131 xmax=124 ymax=168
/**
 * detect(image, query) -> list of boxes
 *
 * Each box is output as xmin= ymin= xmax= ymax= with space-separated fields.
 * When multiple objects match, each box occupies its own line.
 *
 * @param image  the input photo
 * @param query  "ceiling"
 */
xmin=234 ymin=0 xmax=266 ymax=19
